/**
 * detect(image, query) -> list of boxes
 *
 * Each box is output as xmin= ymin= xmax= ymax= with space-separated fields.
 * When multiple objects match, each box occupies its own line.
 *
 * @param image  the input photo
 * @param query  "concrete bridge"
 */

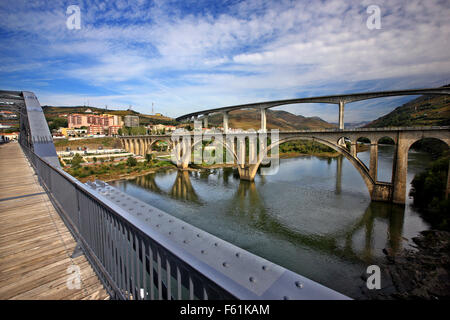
xmin=175 ymin=87 xmax=450 ymax=132
xmin=120 ymin=126 xmax=450 ymax=205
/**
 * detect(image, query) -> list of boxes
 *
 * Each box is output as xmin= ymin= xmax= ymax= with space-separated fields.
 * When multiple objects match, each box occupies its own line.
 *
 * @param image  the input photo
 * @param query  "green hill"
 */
xmin=364 ymin=93 xmax=450 ymax=128
xmin=207 ymin=109 xmax=336 ymax=130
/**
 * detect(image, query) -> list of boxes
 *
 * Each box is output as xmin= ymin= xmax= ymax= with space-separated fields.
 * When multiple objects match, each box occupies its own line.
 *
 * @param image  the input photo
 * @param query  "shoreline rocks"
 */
xmin=361 ymin=230 xmax=450 ymax=300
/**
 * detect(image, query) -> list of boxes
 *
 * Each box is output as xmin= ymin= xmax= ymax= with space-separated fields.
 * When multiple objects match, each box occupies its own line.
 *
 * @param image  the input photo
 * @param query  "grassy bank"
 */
xmin=64 ymin=139 xmax=356 ymax=181
xmin=66 ymin=158 xmax=175 ymax=183
xmin=54 ymin=137 xmax=121 ymax=151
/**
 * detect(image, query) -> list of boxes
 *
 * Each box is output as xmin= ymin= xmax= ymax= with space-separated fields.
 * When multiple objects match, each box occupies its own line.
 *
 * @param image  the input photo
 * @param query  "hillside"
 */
xmin=364 ymin=94 xmax=450 ymax=128
xmin=207 ymin=109 xmax=336 ymax=130
xmin=42 ymin=106 xmax=176 ymax=125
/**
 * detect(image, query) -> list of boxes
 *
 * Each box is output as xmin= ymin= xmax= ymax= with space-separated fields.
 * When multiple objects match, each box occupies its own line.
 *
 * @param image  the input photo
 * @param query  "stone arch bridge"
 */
xmin=120 ymin=126 xmax=450 ymax=205
xmin=120 ymin=135 xmax=173 ymax=156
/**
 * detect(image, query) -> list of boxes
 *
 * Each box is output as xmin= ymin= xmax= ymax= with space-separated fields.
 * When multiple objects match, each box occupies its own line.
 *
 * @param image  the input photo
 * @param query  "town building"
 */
xmin=0 ymin=132 xmax=19 ymax=140
xmin=0 ymin=111 xmax=18 ymax=119
xmin=67 ymin=113 xmax=123 ymax=136
xmin=87 ymin=125 xmax=104 ymax=135
xmin=147 ymin=124 xmax=176 ymax=134
xmin=108 ymin=125 xmax=122 ymax=136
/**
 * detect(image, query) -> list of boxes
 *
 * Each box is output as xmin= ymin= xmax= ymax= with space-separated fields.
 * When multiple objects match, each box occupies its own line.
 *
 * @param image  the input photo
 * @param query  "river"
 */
xmin=109 ymin=145 xmax=432 ymax=299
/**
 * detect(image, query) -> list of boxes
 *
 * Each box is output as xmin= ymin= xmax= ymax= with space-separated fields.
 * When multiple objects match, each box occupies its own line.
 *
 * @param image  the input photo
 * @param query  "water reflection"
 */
xmin=133 ymin=171 xmax=200 ymax=203
xmin=112 ymin=148 xmax=430 ymax=298
xmin=128 ymin=161 xmax=404 ymax=264
xmin=335 ymin=155 xmax=343 ymax=195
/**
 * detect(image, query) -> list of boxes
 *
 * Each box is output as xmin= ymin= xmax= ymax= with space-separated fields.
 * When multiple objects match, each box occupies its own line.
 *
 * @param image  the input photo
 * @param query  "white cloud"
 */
xmin=1 ymin=0 xmax=450 ymax=122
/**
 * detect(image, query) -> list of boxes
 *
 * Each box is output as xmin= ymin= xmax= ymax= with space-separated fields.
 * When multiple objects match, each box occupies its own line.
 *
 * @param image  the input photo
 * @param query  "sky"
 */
xmin=0 ymin=0 xmax=449 ymax=123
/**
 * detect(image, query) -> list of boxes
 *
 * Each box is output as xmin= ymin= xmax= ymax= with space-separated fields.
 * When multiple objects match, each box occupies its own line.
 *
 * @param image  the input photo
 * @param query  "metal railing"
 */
xmin=20 ymin=143 xmax=349 ymax=300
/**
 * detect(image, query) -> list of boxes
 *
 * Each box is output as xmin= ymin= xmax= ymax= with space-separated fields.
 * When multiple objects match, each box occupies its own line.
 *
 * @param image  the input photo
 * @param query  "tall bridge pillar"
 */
xmin=391 ymin=133 xmax=408 ymax=205
xmin=223 ymin=111 xmax=229 ymax=133
xmin=260 ymin=108 xmax=266 ymax=132
xmin=338 ymin=101 xmax=346 ymax=146
xmin=203 ymin=116 xmax=208 ymax=129
xmin=338 ymin=101 xmax=345 ymax=130
xmin=369 ymin=143 xmax=378 ymax=181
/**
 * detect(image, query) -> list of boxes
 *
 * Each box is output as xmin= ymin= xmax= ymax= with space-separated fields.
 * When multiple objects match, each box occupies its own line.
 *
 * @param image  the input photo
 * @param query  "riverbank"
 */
xmin=69 ymin=150 xmax=343 ymax=183
xmin=75 ymin=165 xmax=177 ymax=183
xmin=279 ymin=151 xmax=341 ymax=159
xmin=361 ymin=230 xmax=450 ymax=300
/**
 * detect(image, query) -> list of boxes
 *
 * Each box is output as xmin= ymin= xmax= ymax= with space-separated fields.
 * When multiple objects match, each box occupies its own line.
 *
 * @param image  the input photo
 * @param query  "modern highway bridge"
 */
xmin=0 ymin=90 xmax=351 ymax=300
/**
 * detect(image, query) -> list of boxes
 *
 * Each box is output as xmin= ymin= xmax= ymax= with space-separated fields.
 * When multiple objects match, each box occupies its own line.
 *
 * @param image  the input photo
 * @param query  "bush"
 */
xmin=71 ymin=153 xmax=84 ymax=168
xmin=126 ymin=156 xmax=137 ymax=167
xmin=410 ymin=155 xmax=450 ymax=230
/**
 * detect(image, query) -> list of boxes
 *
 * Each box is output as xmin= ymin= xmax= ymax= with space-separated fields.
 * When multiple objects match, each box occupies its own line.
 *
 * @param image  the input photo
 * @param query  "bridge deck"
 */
xmin=0 ymin=142 xmax=109 ymax=300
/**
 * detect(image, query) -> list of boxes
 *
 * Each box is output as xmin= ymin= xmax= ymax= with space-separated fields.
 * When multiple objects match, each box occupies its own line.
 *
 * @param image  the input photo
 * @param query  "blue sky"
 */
xmin=0 ymin=0 xmax=449 ymax=122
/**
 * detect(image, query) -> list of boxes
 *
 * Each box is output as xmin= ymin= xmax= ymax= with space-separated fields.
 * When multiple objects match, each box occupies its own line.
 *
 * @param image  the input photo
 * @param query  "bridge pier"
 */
xmin=223 ymin=111 xmax=229 ymax=133
xmin=237 ymin=164 xmax=259 ymax=181
xmin=173 ymin=140 xmax=191 ymax=170
xmin=338 ymin=101 xmax=346 ymax=147
xmin=130 ymin=139 xmax=135 ymax=155
xmin=369 ymin=143 xmax=378 ymax=181
xmin=371 ymin=183 xmax=393 ymax=202
xmin=391 ymin=134 xmax=409 ymax=205
xmin=350 ymin=142 xmax=357 ymax=157
xmin=261 ymin=108 xmax=266 ymax=132
xmin=136 ymin=139 xmax=141 ymax=155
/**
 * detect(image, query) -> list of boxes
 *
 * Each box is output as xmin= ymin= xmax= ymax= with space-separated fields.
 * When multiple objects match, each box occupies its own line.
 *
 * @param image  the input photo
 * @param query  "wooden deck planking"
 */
xmin=0 ymin=142 xmax=109 ymax=300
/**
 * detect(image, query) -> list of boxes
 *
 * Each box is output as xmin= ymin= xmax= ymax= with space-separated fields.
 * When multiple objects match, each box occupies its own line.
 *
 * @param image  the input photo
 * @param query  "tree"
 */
xmin=145 ymin=153 xmax=153 ymax=163
xmin=48 ymin=118 xmax=68 ymax=131
xmin=126 ymin=156 xmax=137 ymax=167
xmin=71 ymin=153 xmax=84 ymax=168
xmin=93 ymin=157 xmax=97 ymax=164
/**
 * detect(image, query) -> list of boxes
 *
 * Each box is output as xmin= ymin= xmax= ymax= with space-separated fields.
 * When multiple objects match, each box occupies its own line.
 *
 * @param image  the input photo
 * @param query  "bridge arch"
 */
xmin=148 ymin=138 xmax=173 ymax=153
xmin=188 ymin=134 xmax=240 ymax=166
xmin=404 ymin=137 xmax=450 ymax=207
xmin=355 ymin=136 xmax=371 ymax=169
xmin=258 ymin=136 xmax=375 ymax=196
xmin=405 ymin=134 xmax=450 ymax=152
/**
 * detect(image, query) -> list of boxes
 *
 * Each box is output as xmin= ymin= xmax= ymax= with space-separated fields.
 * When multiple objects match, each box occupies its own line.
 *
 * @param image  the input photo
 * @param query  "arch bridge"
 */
xmin=121 ymin=87 xmax=450 ymax=205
